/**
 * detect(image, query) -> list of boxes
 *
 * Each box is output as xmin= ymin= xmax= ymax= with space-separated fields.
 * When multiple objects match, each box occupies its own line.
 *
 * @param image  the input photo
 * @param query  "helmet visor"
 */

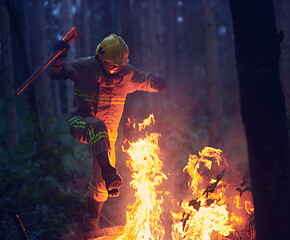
xmin=103 ymin=60 xmax=122 ymax=74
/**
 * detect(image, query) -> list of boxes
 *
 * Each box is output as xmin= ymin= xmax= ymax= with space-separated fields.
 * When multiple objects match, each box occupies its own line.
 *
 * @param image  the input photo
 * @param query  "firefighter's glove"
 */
xmin=150 ymin=75 xmax=166 ymax=91
xmin=53 ymin=40 xmax=70 ymax=59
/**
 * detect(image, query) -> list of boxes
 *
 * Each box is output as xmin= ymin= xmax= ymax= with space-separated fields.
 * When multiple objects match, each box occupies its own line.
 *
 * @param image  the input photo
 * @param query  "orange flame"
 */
xmin=172 ymin=147 xmax=234 ymax=240
xmin=117 ymin=116 xmax=254 ymax=239
xmin=117 ymin=114 xmax=167 ymax=240
xmin=245 ymin=201 xmax=254 ymax=215
xmin=234 ymin=195 xmax=243 ymax=209
xmin=171 ymin=147 xmax=255 ymax=239
xmin=137 ymin=113 xmax=155 ymax=131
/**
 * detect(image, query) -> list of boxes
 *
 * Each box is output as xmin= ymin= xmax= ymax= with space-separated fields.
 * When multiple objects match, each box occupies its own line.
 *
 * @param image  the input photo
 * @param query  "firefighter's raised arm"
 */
xmin=128 ymin=68 xmax=166 ymax=93
xmin=16 ymin=26 xmax=79 ymax=96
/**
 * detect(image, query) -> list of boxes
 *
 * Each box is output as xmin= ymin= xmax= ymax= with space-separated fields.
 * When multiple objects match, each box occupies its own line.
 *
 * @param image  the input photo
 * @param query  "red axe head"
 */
xmin=62 ymin=26 xmax=81 ymax=45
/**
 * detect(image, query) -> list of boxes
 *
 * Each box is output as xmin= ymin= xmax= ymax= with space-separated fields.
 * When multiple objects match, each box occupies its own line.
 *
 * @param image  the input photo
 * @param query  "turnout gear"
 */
xmin=48 ymin=34 xmax=166 ymax=227
xmin=48 ymin=54 xmax=165 ymax=201
xmin=53 ymin=40 xmax=70 ymax=53
xmin=82 ymin=198 xmax=104 ymax=232
xmin=108 ymin=188 xmax=120 ymax=197
xmin=150 ymin=75 xmax=166 ymax=91
xmin=66 ymin=115 xmax=121 ymax=201
xmin=102 ymin=61 xmax=123 ymax=75
xmin=53 ymin=40 xmax=70 ymax=59
xmin=16 ymin=26 xmax=80 ymax=96
xmin=97 ymin=151 xmax=123 ymax=192
xmin=96 ymin=34 xmax=129 ymax=66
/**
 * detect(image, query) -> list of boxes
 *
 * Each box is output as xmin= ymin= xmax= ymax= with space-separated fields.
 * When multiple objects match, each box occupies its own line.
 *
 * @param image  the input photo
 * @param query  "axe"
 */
xmin=15 ymin=26 xmax=80 ymax=96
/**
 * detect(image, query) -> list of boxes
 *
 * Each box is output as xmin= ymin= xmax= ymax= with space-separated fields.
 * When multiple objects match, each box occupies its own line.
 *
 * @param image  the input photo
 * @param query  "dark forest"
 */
xmin=0 ymin=0 xmax=290 ymax=240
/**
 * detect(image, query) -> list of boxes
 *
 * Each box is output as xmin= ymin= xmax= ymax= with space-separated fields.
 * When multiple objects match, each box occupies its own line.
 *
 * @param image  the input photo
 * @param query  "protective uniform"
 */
xmin=48 ymin=47 xmax=164 ymax=202
xmin=48 ymin=34 xmax=165 ymax=231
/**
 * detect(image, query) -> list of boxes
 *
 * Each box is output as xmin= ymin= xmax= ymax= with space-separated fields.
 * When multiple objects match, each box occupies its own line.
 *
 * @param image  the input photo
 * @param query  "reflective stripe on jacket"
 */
xmin=48 ymin=56 xmax=160 ymax=133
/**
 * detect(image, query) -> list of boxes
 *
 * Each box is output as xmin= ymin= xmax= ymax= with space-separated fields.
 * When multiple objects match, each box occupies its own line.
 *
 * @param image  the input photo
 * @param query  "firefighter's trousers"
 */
xmin=66 ymin=115 xmax=115 ymax=202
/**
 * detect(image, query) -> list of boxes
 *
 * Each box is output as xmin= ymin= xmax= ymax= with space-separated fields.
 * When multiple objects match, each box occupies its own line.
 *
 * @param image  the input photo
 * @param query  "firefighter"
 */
xmin=48 ymin=34 xmax=165 ymax=232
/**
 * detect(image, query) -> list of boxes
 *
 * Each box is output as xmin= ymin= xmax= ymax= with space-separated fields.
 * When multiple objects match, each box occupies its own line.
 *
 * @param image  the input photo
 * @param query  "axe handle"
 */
xmin=16 ymin=50 xmax=65 ymax=96
xmin=15 ymin=26 xmax=80 ymax=96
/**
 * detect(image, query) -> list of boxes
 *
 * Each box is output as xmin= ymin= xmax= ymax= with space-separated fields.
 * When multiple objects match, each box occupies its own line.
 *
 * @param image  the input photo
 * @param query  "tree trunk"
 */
xmin=30 ymin=0 xmax=54 ymax=132
xmin=0 ymin=0 xmax=19 ymax=148
xmin=5 ymin=0 xmax=43 ymax=143
xmin=119 ymin=0 xmax=134 ymax=60
xmin=147 ymin=0 xmax=160 ymax=73
xmin=202 ymin=0 xmax=224 ymax=147
xmin=62 ymin=0 xmax=76 ymax=113
xmin=103 ymin=0 xmax=115 ymax=36
xmin=142 ymin=0 xmax=160 ymax=111
xmin=229 ymin=1 xmax=290 ymax=239
xmin=275 ymin=0 xmax=290 ymax=111
xmin=164 ymin=0 xmax=178 ymax=109
xmin=47 ymin=1 xmax=62 ymax=119
xmin=81 ymin=0 xmax=91 ymax=57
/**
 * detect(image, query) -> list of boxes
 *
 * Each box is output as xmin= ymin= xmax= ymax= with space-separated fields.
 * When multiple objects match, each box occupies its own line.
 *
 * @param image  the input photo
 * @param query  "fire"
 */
xmin=171 ymin=147 xmax=254 ymax=240
xmin=117 ymin=115 xmax=255 ymax=240
xmin=245 ymin=201 xmax=254 ymax=215
xmin=171 ymin=148 xmax=234 ymax=240
xmin=116 ymin=114 xmax=167 ymax=240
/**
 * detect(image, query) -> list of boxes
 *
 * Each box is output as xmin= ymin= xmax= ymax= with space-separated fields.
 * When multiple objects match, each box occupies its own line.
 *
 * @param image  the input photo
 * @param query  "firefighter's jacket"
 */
xmin=48 ymin=56 xmax=162 ymax=134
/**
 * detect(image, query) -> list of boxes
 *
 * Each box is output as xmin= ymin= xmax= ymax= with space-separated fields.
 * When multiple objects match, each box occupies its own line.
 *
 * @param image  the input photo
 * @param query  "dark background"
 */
xmin=0 ymin=0 xmax=289 ymax=239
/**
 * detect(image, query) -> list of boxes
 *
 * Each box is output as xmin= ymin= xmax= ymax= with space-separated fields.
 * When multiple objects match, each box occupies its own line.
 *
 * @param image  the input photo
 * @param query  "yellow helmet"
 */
xmin=96 ymin=34 xmax=129 ymax=66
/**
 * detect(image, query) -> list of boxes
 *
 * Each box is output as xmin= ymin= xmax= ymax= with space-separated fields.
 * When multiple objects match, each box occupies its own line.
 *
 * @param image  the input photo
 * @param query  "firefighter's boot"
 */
xmin=108 ymin=188 xmax=120 ymax=197
xmin=97 ymin=151 xmax=123 ymax=192
xmin=82 ymin=198 xmax=105 ymax=232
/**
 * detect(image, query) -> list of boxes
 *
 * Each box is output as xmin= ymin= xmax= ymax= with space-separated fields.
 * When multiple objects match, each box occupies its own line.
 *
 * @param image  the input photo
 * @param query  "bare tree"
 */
xmin=275 ymin=0 xmax=290 ymax=111
xmin=5 ymin=0 xmax=43 ymax=143
xmin=29 ymin=0 xmax=54 ymax=131
xmin=163 ymin=0 xmax=178 ymax=109
xmin=80 ymin=0 xmax=91 ymax=57
xmin=202 ymin=0 xmax=224 ymax=147
xmin=0 ymin=0 xmax=19 ymax=148
xmin=47 ymin=1 xmax=62 ymax=119
xmin=230 ymin=1 xmax=290 ymax=239
xmin=62 ymin=0 xmax=76 ymax=112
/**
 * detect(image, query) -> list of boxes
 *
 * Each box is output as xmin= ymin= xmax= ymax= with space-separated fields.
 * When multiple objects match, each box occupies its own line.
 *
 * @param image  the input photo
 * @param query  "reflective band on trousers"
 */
xmin=88 ymin=182 xmax=108 ymax=202
xmin=88 ymin=125 xmax=108 ymax=146
xmin=66 ymin=115 xmax=82 ymax=127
